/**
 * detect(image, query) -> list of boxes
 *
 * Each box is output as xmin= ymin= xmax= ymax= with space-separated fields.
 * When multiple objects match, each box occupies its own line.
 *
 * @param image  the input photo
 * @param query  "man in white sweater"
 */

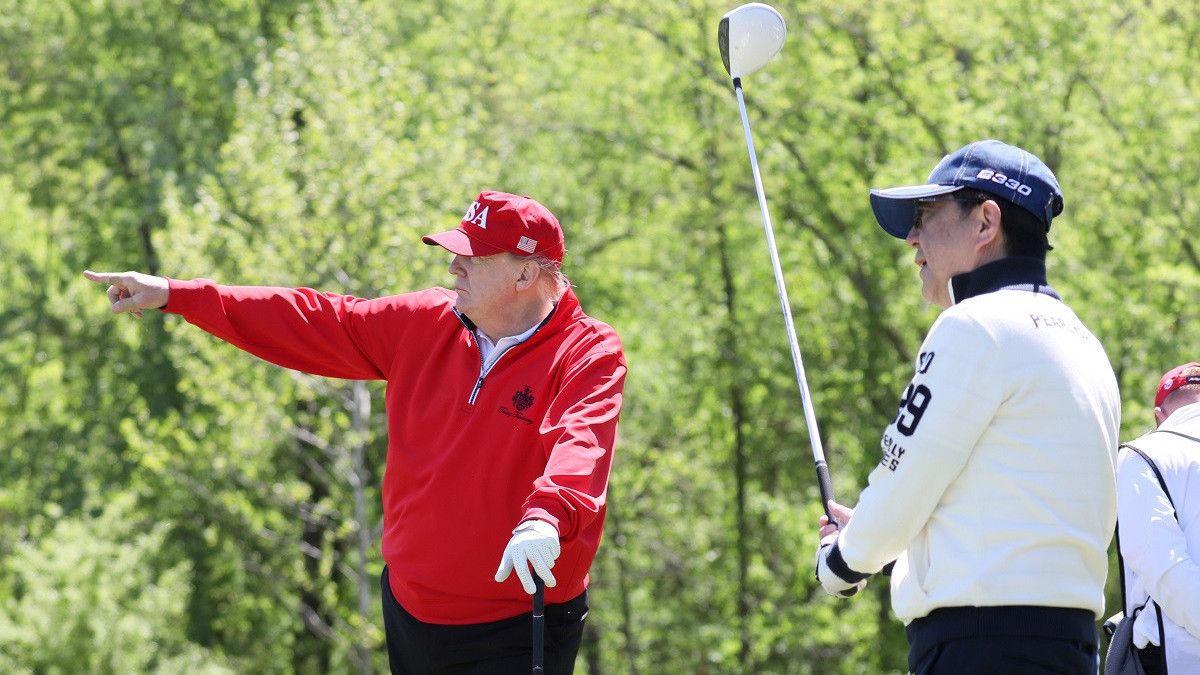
xmin=814 ymin=140 xmax=1121 ymax=674
xmin=1115 ymin=362 xmax=1200 ymax=674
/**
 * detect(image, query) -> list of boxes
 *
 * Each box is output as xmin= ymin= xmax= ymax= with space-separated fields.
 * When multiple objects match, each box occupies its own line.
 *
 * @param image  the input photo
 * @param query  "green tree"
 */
xmin=0 ymin=495 xmax=233 ymax=674
xmin=2 ymin=0 xmax=1199 ymax=672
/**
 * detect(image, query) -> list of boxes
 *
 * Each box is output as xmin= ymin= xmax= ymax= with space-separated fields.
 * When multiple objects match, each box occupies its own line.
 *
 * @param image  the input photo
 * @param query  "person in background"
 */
xmin=1114 ymin=361 xmax=1200 ymax=674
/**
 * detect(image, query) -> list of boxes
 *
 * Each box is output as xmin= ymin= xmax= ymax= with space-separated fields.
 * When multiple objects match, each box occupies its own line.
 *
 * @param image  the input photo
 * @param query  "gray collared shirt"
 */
xmin=476 ymin=320 xmax=542 ymax=376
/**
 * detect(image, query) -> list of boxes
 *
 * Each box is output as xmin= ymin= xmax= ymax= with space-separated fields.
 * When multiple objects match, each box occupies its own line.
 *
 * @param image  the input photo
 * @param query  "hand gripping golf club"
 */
xmin=532 ymin=577 xmax=545 ymax=674
xmin=719 ymin=4 xmax=836 ymax=522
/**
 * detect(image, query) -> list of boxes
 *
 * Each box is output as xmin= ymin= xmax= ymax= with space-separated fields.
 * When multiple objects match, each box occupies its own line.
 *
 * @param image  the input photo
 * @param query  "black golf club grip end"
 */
xmin=532 ymin=577 xmax=545 ymax=674
xmin=815 ymin=459 xmax=835 ymax=521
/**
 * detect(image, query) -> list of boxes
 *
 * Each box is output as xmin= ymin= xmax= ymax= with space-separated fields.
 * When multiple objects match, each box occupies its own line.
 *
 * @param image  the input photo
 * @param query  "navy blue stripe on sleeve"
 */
xmin=826 ymin=543 xmax=871 ymax=584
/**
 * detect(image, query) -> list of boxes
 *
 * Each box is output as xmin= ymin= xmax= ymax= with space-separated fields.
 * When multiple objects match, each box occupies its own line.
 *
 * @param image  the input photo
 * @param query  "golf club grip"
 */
xmin=532 ymin=577 xmax=545 ymax=674
xmin=815 ymin=459 xmax=835 ymax=521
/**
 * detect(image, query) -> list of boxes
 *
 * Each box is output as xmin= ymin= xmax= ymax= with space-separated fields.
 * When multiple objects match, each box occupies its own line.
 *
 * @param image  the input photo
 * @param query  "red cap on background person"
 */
xmin=423 ymin=191 xmax=566 ymax=265
xmin=1154 ymin=361 xmax=1200 ymax=408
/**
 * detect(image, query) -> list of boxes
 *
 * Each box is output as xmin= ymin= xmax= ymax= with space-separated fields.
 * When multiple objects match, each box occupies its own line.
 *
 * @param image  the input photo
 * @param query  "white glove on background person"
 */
xmin=495 ymin=519 xmax=560 ymax=594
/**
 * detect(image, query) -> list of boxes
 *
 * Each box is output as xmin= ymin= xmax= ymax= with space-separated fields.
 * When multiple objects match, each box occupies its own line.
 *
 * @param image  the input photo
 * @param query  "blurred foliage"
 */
xmin=1 ymin=0 xmax=1198 ymax=672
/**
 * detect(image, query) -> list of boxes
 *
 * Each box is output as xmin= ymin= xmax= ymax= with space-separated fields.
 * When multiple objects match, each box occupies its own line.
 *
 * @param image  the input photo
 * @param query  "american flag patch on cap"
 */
xmin=516 ymin=236 xmax=537 ymax=253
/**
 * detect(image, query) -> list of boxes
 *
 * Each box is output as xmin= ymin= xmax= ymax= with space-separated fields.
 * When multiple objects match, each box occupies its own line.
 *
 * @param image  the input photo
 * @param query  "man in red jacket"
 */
xmin=84 ymin=190 xmax=626 ymax=674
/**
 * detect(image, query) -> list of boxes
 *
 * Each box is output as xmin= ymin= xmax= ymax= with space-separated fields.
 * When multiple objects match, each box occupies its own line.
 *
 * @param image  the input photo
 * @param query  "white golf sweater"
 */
xmin=829 ymin=258 xmax=1121 ymax=624
xmin=1117 ymin=403 xmax=1200 ymax=670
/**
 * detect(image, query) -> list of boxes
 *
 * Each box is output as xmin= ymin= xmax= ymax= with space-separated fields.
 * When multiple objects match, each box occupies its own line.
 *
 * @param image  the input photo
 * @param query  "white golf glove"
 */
xmin=815 ymin=533 xmax=868 ymax=598
xmin=495 ymin=519 xmax=560 ymax=594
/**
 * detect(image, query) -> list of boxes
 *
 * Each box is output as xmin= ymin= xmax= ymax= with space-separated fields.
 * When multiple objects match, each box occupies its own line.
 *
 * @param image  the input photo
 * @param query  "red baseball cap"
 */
xmin=1154 ymin=361 xmax=1200 ymax=407
xmin=422 ymin=191 xmax=565 ymax=264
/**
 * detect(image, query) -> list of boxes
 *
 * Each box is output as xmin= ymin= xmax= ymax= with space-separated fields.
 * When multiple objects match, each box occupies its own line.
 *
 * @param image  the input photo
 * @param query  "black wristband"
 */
xmin=825 ymin=542 xmax=871 ymax=584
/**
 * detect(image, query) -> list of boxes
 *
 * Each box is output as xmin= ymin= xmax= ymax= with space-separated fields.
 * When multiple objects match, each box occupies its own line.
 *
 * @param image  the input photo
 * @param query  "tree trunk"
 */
xmin=350 ymin=380 xmax=374 ymax=675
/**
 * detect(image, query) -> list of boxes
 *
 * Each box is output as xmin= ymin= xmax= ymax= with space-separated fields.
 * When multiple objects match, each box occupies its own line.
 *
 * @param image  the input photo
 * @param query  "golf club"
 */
xmin=718 ymin=3 xmax=836 ymax=522
xmin=532 ymin=577 xmax=545 ymax=674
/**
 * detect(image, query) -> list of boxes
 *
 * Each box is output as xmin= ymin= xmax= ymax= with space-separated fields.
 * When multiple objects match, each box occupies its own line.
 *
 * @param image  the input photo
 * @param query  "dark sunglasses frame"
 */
xmin=912 ymin=189 xmax=994 ymax=229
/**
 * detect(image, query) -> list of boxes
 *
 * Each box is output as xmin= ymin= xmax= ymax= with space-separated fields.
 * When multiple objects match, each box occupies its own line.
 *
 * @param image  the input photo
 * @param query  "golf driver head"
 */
xmin=718 ymin=3 xmax=787 ymax=80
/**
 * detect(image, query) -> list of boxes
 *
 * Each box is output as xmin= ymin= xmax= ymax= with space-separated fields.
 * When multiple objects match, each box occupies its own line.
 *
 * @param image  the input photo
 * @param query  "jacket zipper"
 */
xmin=468 ymin=336 xmax=486 ymax=405
xmin=467 ymin=341 xmax=520 ymax=405
xmin=458 ymin=303 xmax=558 ymax=406
xmin=468 ymin=373 xmax=485 ymax=405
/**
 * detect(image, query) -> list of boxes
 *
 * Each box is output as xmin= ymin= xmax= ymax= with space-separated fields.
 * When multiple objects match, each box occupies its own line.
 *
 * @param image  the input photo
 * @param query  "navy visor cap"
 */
xmin=869 ymin=139 xmax=1065 ymax=239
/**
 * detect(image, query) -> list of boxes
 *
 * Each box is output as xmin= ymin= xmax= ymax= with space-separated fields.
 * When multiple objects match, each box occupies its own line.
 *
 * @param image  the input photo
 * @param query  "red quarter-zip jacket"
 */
xmin=164 ymin=279 xmax=626 ymax=624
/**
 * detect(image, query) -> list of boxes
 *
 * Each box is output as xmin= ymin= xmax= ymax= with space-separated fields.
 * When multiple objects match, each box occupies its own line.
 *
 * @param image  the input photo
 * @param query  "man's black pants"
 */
xmin=380 ymin=566 xmax=587 ymax=674
xmin=907 ymin=606 xmax=1099 ymax=675
xmin=909 ymin=635 xmax=1098 ymax=674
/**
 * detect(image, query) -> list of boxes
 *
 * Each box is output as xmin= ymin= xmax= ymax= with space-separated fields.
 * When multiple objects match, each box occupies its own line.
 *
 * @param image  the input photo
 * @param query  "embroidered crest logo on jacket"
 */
xmin=512 ymin=386 xmax=534 ymax=411
xmin=500 ymin=386 xmax=536 ymax=424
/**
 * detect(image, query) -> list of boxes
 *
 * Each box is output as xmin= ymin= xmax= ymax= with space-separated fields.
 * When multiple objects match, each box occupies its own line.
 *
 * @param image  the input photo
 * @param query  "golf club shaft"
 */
xmin=532 ymin=577 xmax=545 ymax=674
xmin=733 ymin=78 xmax=835 ymax=521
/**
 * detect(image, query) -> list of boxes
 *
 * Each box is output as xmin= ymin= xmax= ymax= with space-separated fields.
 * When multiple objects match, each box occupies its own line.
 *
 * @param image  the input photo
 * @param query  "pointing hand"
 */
xmin=83 ymin=270 xmax=170 ymax=318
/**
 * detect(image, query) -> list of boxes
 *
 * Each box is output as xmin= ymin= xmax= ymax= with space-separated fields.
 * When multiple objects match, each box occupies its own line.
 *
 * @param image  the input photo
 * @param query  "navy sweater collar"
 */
xmin=949 ymin=257 xmax=1061 ymax=305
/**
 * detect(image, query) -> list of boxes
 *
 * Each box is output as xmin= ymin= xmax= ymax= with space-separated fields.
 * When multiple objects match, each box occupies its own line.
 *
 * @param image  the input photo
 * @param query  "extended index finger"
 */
xmin=828 ymin=500 xmax=853 ymax=519
xmin=83 ymin=270 xmax=124 ymax=285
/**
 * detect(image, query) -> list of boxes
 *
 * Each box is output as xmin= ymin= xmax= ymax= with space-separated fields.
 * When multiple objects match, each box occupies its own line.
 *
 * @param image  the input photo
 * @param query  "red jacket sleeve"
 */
xmin=163 ymin=278 xmax=395 ymax=380
xmin=522 ymin=344 xmax=627 ymax=542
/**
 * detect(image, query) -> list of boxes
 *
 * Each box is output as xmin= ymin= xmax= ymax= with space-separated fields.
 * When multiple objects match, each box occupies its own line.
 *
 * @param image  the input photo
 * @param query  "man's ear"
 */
xmin=976 ymin=200 xmax=1003 ymax=251
xmin=515 ymin=261 xmax=540 ymax=291
xmin=1154 ymin=405 xmax=1168 ymax=427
